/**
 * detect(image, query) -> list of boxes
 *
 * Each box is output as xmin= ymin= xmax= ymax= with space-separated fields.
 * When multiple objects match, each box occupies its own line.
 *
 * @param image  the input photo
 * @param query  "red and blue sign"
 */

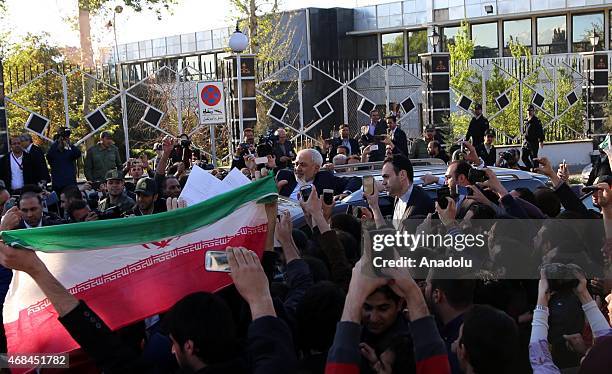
xmin=201 ymin=84 xmax=222 ymax=106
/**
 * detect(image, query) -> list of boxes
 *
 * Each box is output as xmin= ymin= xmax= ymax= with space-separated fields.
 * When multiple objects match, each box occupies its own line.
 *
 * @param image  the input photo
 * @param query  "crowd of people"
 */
xmin=0 ymin=104 xmax=611 ymax=374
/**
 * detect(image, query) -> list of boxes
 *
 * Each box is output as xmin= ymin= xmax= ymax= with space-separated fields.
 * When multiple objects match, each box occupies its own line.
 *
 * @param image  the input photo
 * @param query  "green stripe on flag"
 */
xmin=1 ymin=175 xmax=277 ymax=252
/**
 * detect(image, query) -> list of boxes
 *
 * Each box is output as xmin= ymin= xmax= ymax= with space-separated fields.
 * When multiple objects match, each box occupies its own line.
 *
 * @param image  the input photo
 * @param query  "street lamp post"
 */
xmin=228 ymin=23 xmax=249 ymax=144
xmin=110 ymin=5 xmax=130 ymax=160
xmin=590 ymin=28 xmax=600 ymax=53
xmin=429 ymin=28 xmax=440 ymax=53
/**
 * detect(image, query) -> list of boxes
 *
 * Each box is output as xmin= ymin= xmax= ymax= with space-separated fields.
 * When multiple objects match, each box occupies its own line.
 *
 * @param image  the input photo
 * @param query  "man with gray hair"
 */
xmin=276 ymin=148 xmax=361 ymax=199
xmin=273 ymin=127 xmax=296 ymax=169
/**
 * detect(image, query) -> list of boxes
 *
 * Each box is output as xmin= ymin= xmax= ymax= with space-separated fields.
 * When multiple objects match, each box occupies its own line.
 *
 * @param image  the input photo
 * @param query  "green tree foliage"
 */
xmin=3 ymin=34 xmax=120 ymax=151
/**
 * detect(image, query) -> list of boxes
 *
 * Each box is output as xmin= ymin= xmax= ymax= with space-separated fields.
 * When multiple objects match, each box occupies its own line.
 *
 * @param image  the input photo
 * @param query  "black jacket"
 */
xmin=330 ymin=138 xmax=360 ymax=158
xmin=390 ymin=127 xmax=409 ymax=157
xmin=58 ymin=300 xmax=297 ymax=374
xmin=273 ymin=141 xmax=296 ymax=169
xmin=276 ymin=169 xmax=362 ymax=198
xmin=16 ymin=215 xmax=65 ymax=229
xmin=27 ymin=144 xmax=50 ymax=183
xmin=395 ymin=185 xmax=435 ymax=232
xmin=466 ymin=115 xmax=489 ymax=147
xmin=587 ymin=155 xmax=612 ymax=186
xmin=523 ymin=116 xmax=544 ymax=145
xmin=0 ymin=152 xmax=45 ymax=192
xmin=476 ymin=143 xmax=497 ymax=166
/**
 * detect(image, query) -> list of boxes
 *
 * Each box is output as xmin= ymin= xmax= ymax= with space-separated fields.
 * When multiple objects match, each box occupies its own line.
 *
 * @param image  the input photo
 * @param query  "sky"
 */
xmin=2 ymin=0 xmax=387 ymax=50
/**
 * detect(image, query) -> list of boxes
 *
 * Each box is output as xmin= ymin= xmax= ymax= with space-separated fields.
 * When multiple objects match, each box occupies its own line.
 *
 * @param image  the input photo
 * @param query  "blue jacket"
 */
xmin=46 ymin=141 xmax=82 ymax=190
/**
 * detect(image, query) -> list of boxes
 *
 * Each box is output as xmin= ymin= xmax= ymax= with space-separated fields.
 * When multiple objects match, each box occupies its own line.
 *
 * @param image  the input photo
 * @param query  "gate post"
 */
xmin=419 ymin=52 xmax=451 ymax=135
xmin=0 ymin=57 xmax=9 ymax=157
xmin=224 ymin=54 xmax=257 ymax=145
xmin=582 ymin=52 xmax=608 ymax=135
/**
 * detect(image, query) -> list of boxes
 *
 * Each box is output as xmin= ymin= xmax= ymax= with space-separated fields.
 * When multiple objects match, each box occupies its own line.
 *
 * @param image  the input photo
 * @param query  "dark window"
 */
xmin=408 ymin=29 xmax=427 ymax=64
xmin=382 ymin=32 xmax=405 ymax=65
xmin=471 ymin=23 xmax=499 ymax=58
xmin=503 ymin=19 xmax=532 ymax=56
xmin=537 ymin=15 xmax=567 ymax=54
xmin=572 ymin=13 xmax=604 ymax=52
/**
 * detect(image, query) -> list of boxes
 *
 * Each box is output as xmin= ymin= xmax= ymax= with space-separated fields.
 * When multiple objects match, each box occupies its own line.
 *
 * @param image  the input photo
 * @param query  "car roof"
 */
xmin=332 ymin=159 xmax=550 ymax=188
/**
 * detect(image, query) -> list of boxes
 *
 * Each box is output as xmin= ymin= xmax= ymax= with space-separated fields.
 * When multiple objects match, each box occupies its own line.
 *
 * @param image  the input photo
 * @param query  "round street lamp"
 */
xmin=228 ymin=22 xmax=250 ymax=146
xmin=229 ymin=24 xmax=249 ymax=53
xmin=429 ymin=28 xmax=440 ymax=53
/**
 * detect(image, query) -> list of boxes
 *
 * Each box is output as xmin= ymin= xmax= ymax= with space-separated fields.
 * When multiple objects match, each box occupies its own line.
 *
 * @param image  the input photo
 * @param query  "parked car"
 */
xmin=283 ymin=159 xmax=550 ymax=228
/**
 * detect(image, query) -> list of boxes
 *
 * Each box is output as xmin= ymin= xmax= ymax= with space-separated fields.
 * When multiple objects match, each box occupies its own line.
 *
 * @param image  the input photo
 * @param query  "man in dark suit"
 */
xmin=330 ymin=124 xmax=360 ymax=159
xmin=20 ymin=133 xmax=50 ymax=185
xmin=427 ymin=140 xmax=450 ymax=164
xmin=365 ymin=154 xmax=434 ymax=231
xmin=522 ymin=104 xmax=545 ymax=169
xmin=272 ymin=128 xmax=296 ymax=169
xmin=0 ymin=191 xmax=64 ymax=230
xmin=0 ymin=136 xmax=43 ymax=194
xmin=386 ymin=115 xmax=409 ymax=157
xmin=466 ymin=104 xmax=489 ymax=147
xmin=476 ymin=129 xmax=497 ymax=167
xmin=359 ymin=109 xmax=387 ymax=161
xmin=444 ymin=160 xmax=477 ymax=219
xmin=276 ymin=148 xmax=361 ymax=199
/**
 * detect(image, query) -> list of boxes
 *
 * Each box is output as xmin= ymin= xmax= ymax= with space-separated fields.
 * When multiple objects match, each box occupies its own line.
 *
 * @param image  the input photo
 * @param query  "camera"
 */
xmin=180 ymin=139 xmax=191 ymax=148
xmin=93 ymin=206 xmax=123 ymax=220
xmin=498 ymin=150 xmax=518 ymax=168
xmin=258 ymin=128 xmax=279 ymax=147
xmin=542 ymin=263 xmax=584 ymax=292
xmin=468 ymin=168 xmax=488 ymax=184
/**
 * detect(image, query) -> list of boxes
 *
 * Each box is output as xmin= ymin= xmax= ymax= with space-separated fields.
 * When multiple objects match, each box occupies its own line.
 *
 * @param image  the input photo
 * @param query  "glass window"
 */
xmin=196 ymin=31 xmax=213 ymax=51
xmin=377 ymin=2 xmax=402 ymax=29
xmin=139 ymin=40 xmax=153 ymax=59
xmin=152 ymin=38 xmax=166 ymax=57
xmin=572 ymin=13 xmax=604 ymax=52
xmin=181 ymin=33 xmax=196 ymax=54
xmin=471 ymin=23 xmax=499 ymax=58
xmin=537 ymin=15 xmax=567 ymax=54
xmin=126 ymin=42 xmax=140 ymax=60
xmin=408 ymin=29 xmax=427 ymax=63
xmin=442 ymin=26 xmax=460 ymax=52
xmin=212 ymin=28 xmax=230 ymax=50
xmin=503 ymin=19 xmax=532 ymax=56
xmin=381 ymin=32 xmax=404 ymax=65
xmin=166 ymin=35 xmax=181 ymax=55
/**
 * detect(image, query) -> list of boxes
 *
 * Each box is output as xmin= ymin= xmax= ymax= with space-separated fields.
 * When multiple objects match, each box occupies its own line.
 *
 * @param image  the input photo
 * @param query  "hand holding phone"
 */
xmin=323 ymin=189 xmax=334 ymax=205
xmin=205 ymin=250 xmax=231 ymax=272
xmin=363 ymin=175 xmax=375 ymax=195
xmin=300 ymin=185 xmax=313 ymax=201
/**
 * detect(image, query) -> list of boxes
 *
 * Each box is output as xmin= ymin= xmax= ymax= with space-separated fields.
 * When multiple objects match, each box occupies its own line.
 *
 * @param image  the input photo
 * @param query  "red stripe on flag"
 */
xmin=4 ymin=228 xmax=267 ymax=356
xmin=325 ymin=362 xmax=360 ymax=374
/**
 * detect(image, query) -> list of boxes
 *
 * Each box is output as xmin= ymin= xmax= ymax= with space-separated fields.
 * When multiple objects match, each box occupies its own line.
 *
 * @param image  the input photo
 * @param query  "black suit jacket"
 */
xmin=27 ymin=144 xmax=50 ymax=183
xmin=390 ymin=127 xmax=409 ymax=157
xmin=396 ymin=185 xmax=435 ymax=231
xmin=0 ymin=152 xmax=42 ymax=191
xmin=16 ymin=215 xmax=65 ymax=229
xmin=273 ymin=141 xmax=296 ymax=169
xmin=476 ymin=144 xmax=496 ymax=166
xmin=331 ymin=138 xmax=360 ymax=158
xmin=276 ymin=169 xmax=362 ymax=198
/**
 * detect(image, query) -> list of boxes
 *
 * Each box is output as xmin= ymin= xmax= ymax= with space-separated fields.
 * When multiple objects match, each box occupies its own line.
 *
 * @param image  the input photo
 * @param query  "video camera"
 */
xmin=93 ymin=206 xmax=124 ymax=220
xmin=257 ymin=128 xmax=279 ymax=147
xmin=498 ymin=149 xmax=519 ymax=168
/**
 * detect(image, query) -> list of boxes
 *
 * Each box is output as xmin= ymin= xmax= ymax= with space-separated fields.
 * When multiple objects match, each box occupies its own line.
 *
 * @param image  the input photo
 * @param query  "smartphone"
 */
xmin=456 ymin=185 xmax=470 ymax=196
xmin=370 ymin=144 xmax=379 ymax=151
xmin=436 ymin=186 xmax=451 ymax=209
xmin=363 ymin=175 xmax=375 ymax=196
xmin=205 ymin=251 xmax=231 ymax=272
xmin=300 ymin=185 xmax=313 ymax=201
xmin=532 ymin=159 xmax=540 ymax=169
xmin=468 ymin=168 xmax=488 ymax=184
xmin=254 ymin=156 xmax=268 ymax=165
xmin=4 ymin=197 xmax=17 ymax=211
xmin=323 ymin=189 xmax=334 ymax=205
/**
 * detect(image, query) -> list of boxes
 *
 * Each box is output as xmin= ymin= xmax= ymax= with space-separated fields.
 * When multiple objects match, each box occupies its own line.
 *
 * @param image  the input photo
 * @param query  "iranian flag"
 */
xmin=1 ymin=176 xmax=276 ymax=356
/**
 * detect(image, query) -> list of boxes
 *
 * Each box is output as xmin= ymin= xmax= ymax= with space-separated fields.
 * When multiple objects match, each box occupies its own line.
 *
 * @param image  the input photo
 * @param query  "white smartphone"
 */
xmin=370 ymin=144 xmax=378 ymax=151
xmin=254 ymin=156 xmax=268 ymax=165
xmin=205 ymin=251 xmax=231 ymax=272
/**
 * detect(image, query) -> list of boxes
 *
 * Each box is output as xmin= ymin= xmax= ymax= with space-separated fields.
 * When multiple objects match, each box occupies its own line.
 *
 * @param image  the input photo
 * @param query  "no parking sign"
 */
xmin=197 ymin=81 xmax=225 ymax=125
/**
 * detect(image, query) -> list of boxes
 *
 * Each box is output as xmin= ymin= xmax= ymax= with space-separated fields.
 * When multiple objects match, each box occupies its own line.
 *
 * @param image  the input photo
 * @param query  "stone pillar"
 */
xmin=582 ymin=52 xmax=608 ymax=135
xmin=225 ymin=54 xmax=257 ymax=145
xmin=419 ymin=52 xmax=450 ymax=133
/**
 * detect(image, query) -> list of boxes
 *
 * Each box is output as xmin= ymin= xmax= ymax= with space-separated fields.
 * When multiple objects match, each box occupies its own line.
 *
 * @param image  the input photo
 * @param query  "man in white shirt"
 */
xmin=366 ymin=154 xmax=434 ymax=230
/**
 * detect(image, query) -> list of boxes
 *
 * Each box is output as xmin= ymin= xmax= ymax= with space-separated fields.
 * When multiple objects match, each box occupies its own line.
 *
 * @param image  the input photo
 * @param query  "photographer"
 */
xmin=497 ymin=148 xmax=529 ymax=171
xmin=46 ymin=127 xmax=81 ymax=195
xmin=170 ymin=133 xmax=194 ymax=169
xmin=67 ymin=199 xmax=99 ymax=223
xmin=231 ymin=128 xmax=256 ymax=170
xmin=272 ymin=128 xmax=296 ymax=169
